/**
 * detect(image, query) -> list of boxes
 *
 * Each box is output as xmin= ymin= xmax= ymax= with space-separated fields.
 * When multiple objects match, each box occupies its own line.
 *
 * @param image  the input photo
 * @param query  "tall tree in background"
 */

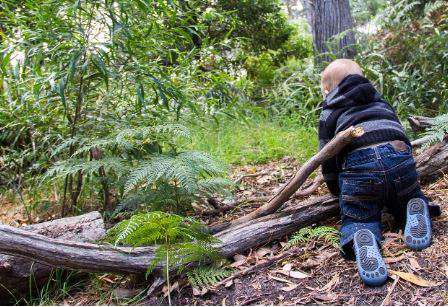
xmin=303 ymin=0 xmax=356 ymax=65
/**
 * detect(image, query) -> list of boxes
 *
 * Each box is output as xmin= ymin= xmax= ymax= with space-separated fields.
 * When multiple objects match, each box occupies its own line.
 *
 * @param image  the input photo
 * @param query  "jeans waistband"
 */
xmin=349 ymin=140 xmax=408 ymax=154
xmin=342 ymin=140 xmax=409 ymax=169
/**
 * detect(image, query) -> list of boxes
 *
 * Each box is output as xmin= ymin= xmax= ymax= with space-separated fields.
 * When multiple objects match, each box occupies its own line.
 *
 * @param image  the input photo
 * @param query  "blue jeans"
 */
xmin=339 ymin=142 xmax=427 ymax=258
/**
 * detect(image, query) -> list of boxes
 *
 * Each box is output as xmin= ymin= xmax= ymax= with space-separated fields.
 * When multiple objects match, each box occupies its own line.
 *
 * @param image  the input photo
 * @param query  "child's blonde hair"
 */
xmin=321 ymin=59 xmax=363 ymax=96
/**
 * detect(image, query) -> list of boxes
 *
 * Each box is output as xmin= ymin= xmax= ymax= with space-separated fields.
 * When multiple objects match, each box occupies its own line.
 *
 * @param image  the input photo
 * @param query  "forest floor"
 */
xmin=2 ymin=157 xmax=448 ymax=305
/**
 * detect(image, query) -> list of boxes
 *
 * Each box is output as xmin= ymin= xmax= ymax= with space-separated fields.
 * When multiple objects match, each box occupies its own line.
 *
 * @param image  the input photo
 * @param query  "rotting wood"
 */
xmin=0 ymin=211 xmax=106 ymax=298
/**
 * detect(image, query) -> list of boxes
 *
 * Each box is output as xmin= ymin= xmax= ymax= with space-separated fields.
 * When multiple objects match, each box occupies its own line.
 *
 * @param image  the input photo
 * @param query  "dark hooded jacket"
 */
xmin=318 ymin=74 xmax=410 ymax=195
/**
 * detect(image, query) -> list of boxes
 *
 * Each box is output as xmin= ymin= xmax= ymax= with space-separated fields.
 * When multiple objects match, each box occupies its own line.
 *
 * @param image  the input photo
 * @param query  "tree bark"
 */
xmin=305 ymin=0 xmax=356 ymax=65
xmin=0 ymin=212 xmax=106 ymax=298
xmin=0 ymin=195 xmax=337 ymax=276
xmin=408 ymin=115 xmax=435 ymax=133
xmin=415 ymin=137 xmax=448 ymax=183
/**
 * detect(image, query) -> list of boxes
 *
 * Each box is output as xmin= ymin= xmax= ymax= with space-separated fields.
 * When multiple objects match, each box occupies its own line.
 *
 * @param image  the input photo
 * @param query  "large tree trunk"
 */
xmin=0 ymin=139 xmax=446 ymax=300
xmin=305 ymin=0 xmax=356 ymax=65
xmin=0 ymin=212 xmax=106 ymax=299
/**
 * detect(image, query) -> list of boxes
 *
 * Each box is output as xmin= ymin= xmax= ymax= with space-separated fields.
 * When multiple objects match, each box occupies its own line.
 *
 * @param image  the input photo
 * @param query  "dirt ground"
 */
xmin=149 ymin=159 xmax=448 ymax=306
xmin=3 ymin=158 xmax=448 ymax=305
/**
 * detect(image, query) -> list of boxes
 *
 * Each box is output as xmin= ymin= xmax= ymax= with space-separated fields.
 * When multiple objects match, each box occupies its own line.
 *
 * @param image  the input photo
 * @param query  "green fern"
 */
xmin=284 ymin=226 xmax=339 ymax=249
xmin=421 ymin=113 xmax=448 ymax=146
xmin=187 ymin=266 xmax=234 ymax=289
xmin=45 ymin=158 xmax=127 ymax=179
xmin=124 ymin=151 xmax=229 ymax=195
xmin=107 ymin=211 xmax=220 ymax=305
xmin=424 ymin=1 xmax=445 ymax=16
xmin=45 ymin=123 xmax=231 ymax=215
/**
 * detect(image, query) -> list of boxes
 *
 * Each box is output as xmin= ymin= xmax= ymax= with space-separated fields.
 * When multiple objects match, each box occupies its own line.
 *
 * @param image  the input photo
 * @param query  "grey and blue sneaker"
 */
xmin=404 ymin=198 xmax=432 ymax=250
xmin=353 ymin=229 xmax=388 ymax=286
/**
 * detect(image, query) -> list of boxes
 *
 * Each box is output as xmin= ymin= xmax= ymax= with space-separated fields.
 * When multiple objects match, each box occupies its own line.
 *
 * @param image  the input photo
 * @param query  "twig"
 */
xmin=411 ymin=135 xmax=433 ymax=148
xmin=295 ymin=172 xmax=324 ymax=197
xmin=381 ymin=275 xmax=399 ymax=306
xmin=234 ymin=170 xmax=270 ymax=184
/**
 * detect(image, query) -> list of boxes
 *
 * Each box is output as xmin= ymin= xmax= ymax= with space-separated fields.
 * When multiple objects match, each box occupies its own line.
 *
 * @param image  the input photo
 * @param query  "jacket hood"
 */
xmin=323 ymin=74 xmax=380 ymax=109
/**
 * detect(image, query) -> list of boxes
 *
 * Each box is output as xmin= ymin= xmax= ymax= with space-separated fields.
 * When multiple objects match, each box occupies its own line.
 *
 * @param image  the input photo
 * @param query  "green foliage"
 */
xmin=107 ymin=211 xmax=219 ymax=305
xmin=107 ymin=211 xmax=219 ymax=272
xmin=357 ymin=0 xmax=448 ymax=116
xmin=284 ymin=226 xmax=339 ymax=249
xmin=186 ymin=115 xmax=318 ymax=165
xmin=187 ymin=265 xmax=234 ymax=289
xmin=422 ymin=113 xmax=448 ymax=145
xmin=9 ymin=269 xmax=85 ymax=305
xmin=45 ymin=123 xmax=231 ymax=214
xmin=0 ymin=0 xmax=315 ymax=221
xmin=351 ymin=0 xmax=386 ymax=26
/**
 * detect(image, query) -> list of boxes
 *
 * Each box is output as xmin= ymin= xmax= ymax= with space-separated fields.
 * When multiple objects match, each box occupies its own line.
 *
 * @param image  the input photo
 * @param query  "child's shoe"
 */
xmin=404 ymin=198 xmax=432 ymax=250
xmin=353 ymin=229 xmax=388 ymax=286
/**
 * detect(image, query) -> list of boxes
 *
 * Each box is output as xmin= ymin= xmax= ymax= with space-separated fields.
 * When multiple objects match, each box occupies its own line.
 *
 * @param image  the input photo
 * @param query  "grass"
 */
xmin=186 ymin=115 xmax=318 ymax=165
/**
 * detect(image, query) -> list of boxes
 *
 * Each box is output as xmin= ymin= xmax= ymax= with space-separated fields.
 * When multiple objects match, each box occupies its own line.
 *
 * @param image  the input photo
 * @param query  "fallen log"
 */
xmin=0 ymin=195 xmax=337 ymax=274
xmin=415 ymin=137 xmax=448 ymax=183
xmin=0 ymin=138 xmax=446 ymax=296
xmin=0 ymin=211 xmax=106 ymax=298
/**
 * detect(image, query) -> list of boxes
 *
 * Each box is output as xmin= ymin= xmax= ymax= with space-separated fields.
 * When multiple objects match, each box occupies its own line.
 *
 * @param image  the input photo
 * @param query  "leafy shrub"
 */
xmin=357 ymin=0 xmax=448 ymax=116
xmin=46 ymin=124 xmax=231 ymax=214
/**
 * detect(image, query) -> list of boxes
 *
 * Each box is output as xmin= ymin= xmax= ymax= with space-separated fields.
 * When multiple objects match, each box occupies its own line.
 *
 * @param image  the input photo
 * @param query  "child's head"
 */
xmin=321 ymin=59 xmax=363 ymax=97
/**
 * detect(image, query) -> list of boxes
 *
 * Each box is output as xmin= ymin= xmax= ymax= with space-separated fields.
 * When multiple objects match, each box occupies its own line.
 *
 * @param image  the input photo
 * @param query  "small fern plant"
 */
xmin=120 ymin=151 xmax=232 ymax=213
xmin=284 ymin=226 xmax=339 ymax=250
xmin=422 ymin=113 xmax=448 ymax=146
xmin=107 ymin=211 xmax=219 ymax=305
xmin=46 ymin=123 xmax=232 ymax=214
xmin=187 ymin=265 xmax=234 ymax=289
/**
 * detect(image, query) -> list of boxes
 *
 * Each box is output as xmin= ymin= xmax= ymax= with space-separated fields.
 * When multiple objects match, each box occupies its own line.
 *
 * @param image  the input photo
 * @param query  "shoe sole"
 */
xmin=353 ymin=229 xmax=388 ymax=287
xmin=404 ymin=198 xmax=432 ymax=250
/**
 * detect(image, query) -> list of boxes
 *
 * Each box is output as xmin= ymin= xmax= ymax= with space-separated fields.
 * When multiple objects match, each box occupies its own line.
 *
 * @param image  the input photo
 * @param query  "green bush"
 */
xmin=357 ymin=0 xmax=448 ymax=116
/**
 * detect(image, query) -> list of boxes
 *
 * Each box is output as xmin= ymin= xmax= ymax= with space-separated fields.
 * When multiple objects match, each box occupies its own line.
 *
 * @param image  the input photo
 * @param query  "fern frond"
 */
xmin=45 ymin=157 xmax=127 ymax=179
xmin=51 ymin=137 xmax=82 ymax=157
xmin=284 ymin=226 xmax=339 ymax=249
xmin=154 ymin=123 xmax=191 ymax=139
xmin=424 ymin=1 xmax=445 ymax=16
xmin=187 ymin=266 xmax=234 ymax=288
xmin=124 ymin=151 xmax=228 ymax=195
xmin=421 ymin=113 xmax=448 ymax=146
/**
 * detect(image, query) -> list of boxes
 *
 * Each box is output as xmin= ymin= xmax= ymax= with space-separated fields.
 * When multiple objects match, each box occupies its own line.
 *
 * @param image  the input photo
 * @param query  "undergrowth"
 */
xmin=186 ymin=115 xmax=318 ymax=165
xmin=187 ymin=265 xmax=234 ymax=289
xmin=284 ymin=226 xmax=339 ymax=249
